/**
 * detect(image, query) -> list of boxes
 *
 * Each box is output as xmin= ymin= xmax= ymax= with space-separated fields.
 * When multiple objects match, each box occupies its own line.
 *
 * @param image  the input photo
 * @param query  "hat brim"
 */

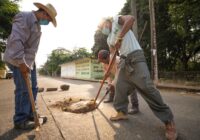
xmin=34 ymin=2 xmax=57 ymax=27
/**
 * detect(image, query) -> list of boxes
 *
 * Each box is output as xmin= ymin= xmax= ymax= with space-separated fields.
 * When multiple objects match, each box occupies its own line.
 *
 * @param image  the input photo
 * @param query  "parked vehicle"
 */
xmin=6 ymin=70 xmax=13 ymax=79
xmin=0 ymin=66 xmax=13 ymax=79
xmin=0 ymin=69 xmax=6 ymax=79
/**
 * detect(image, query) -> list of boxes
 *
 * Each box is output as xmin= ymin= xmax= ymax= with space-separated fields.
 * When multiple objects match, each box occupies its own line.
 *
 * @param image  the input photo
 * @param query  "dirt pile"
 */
xmin=51 ymin=97 xmax=97 ymax=113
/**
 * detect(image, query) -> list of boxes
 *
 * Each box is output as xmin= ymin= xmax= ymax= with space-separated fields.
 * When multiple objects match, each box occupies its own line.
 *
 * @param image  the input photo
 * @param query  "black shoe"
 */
xmin=29 ymin=115 xmax=47 ymax=125
xmin=104 ymin=98 xmax=113 ymax=103
xmin=128 ymin=108 xmax=139 ymax=115
xmin=14 ymin=120 xmax=35 ymax=130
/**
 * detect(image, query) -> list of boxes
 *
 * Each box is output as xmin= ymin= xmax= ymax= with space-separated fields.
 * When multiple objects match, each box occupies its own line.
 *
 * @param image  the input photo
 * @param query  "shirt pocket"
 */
xmin=27 ymin=24 xmax=41 ymax=48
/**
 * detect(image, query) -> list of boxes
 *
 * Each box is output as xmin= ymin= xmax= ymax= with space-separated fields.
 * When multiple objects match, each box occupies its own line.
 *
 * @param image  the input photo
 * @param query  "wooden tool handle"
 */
xmin=94 ymin=49 xmax=118 ymax=103
xmin=23 ymin=73 xmax=40 ymax=131
xmin=96 ymin=89 xmax=110 ymax=108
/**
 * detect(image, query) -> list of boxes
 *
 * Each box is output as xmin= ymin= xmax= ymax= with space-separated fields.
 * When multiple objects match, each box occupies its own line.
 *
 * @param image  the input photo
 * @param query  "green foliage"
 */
xmin=72 ymin=48 xmax=91 ymax=60
xmin=0 ymin=60 xmax=5 ymax=70
xmin=0 ymin=0 xmax=19 ymax=40
xmin=119 ymin=0 xmax=131 ymax=15
xmin=167 ymin=0 xmax=200 ymax=70
xmin=115 ymin=0 xmax=200 ymax=71
xmin=0 ymin=0 xmax=19 ymax=69
xmin=116 ymin=0 xmax=152 ymax=68
xmin=39 ymin=47 xmax=92 ymax=76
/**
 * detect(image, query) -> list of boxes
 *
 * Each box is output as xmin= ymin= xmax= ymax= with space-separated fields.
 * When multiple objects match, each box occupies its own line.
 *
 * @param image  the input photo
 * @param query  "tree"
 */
xmin=44 ymin=48 xmax=73 ymax=76
xmin=149 ymin=0 xmax=158 ymax=82
xmin=39 ymin=47 xmax=92 ymax=76
xmin=119 ymin=0 xmax=200 ymax=72
xmin=119 ymin=0 xmax=151 ymax=68
xmin=0 ymin=0 xmax=19 ymax=52
xmin=0 ymin=0 xmax=19 ymax=69
xmin=168 ymin=0 xmax=200 ymax=71
xmin=72 ymin=47 xmax=91 ymax=60
xmin=155 ymin=0 xmax=177 ymax=71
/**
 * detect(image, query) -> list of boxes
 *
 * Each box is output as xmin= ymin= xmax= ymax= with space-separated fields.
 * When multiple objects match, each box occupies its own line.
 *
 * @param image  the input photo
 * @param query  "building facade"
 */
xmin=60 ymin=62 xmax=76 ymax=78
xmin=60 ymin=58 xmax=103 ymax=80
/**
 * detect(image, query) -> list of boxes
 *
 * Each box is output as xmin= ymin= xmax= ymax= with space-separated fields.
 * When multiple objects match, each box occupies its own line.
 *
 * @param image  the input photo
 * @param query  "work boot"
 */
xmin=128 ymin=107 xmax=139 ymax=115
xmin=165 ymin=121 xmax=177 ymax=140
xmin=110 ymin=111 xmax=128 ymax=121
xmin=14 ymin=120 xmax=35 ymax=130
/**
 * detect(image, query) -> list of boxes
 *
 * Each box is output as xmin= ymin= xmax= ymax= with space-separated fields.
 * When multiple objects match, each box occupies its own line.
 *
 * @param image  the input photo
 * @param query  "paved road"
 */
xmin=0 ymin=76 xmax=200 ymax=140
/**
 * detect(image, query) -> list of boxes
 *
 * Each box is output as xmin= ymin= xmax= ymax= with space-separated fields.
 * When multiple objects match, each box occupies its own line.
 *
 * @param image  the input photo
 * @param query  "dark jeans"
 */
xmin=8 ymin=63 xmax=38 ymax=124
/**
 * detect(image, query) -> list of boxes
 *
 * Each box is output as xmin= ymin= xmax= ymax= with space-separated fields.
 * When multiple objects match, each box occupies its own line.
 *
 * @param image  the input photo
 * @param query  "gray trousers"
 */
xmin=129 ymin=89 xmax=139 ymax=109
xmin=113 ymin=50 xmax=173 ymax=124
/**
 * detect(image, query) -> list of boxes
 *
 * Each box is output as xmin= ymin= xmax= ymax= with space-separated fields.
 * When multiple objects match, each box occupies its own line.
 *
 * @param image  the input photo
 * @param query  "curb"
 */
xmin=53 ymin=76 xmax=200 ymax=94
xmin=156 ymin=84 xmax=200 ymax=93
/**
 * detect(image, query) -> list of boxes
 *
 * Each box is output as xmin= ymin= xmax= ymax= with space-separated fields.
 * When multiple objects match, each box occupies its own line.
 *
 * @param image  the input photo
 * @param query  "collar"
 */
xmin=31 ymin=11 xmax=38 ymax=23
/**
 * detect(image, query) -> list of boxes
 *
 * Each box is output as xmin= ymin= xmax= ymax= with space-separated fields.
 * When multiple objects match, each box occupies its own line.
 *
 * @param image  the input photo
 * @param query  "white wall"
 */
xmin=60 ymin=62 xmax=76 ymax=78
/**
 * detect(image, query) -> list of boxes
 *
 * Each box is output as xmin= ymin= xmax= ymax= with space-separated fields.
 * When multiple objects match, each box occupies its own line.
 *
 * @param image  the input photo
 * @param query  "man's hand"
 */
xmin=19 ymin=63 xmax=30 ymax=77
xmin=104 ymin=72 xmax=111 ymax=79
xmin=114 ymin=38 xmax=123 ymax=50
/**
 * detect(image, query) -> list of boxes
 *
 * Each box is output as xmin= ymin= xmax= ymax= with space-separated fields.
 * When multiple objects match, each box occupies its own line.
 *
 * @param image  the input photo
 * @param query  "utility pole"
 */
xmin=149 ymin=0 xmax=158 ymax=83
xmin=131 ymin=0 xmax=138 ymax=39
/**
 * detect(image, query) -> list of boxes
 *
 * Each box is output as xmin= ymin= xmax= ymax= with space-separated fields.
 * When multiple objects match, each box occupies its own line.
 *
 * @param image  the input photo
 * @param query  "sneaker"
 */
xmin=128 ymin=107 xmax=139 ymax=115
xmin=110 ymin=111 xmax=128 ymax=121
xmin=165 ymin=121 xmax=177 ymax=140
xmin=14 ymin=120 xmax=35 ymax=130
xmin=29 ymin=115 xmax=47 ymax=125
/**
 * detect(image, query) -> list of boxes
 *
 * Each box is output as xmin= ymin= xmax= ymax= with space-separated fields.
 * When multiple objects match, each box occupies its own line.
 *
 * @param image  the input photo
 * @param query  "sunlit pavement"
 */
xmin=1 ymin=76 xmax=200 ymax=140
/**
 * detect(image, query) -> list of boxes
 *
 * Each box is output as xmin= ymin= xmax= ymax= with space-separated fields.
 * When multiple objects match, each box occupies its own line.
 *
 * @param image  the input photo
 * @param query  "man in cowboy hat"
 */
xmin=98 ymin=49 xmax=140 ymax=114
xmin=3 ymin=2 xmax=57 ymax=130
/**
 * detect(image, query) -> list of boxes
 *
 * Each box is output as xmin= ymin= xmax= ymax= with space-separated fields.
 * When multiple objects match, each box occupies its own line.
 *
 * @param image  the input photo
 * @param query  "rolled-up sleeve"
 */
xmin=8 ymin=13 xmax=30 ymax=65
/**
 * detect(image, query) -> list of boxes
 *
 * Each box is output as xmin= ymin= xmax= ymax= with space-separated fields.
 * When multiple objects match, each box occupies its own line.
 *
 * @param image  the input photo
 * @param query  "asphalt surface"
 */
xmin=0 ymin=76 xmax=200 ymax=140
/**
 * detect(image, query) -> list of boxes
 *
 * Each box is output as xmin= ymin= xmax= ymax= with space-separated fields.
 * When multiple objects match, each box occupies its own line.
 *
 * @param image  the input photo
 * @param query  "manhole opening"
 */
xmin=51 ymin=97 xmax=97 ymax=113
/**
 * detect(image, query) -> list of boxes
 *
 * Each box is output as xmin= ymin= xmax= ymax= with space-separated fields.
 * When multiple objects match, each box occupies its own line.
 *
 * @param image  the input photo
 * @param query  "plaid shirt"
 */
xmin=3 ymin=11 xmax=41 ymax=69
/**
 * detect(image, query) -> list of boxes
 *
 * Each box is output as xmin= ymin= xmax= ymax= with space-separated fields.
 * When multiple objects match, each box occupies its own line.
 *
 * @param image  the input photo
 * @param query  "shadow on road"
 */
xmin=91 ymin=111 xmax=100 ymax=140
xmin=0 ymin=128 xmax=35 ymax=140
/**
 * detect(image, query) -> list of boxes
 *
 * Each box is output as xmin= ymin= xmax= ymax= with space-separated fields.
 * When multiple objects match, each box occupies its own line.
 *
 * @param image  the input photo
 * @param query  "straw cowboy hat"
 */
xmin=34 ymin=2 xmax=57 ymax=27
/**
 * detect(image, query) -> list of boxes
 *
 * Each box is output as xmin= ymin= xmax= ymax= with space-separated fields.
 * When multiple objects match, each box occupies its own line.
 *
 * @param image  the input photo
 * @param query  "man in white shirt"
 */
xmin=98 ymin=15 xmax=177 ymax=140
xmin=98 ymin=49 xmax=139 ymax=114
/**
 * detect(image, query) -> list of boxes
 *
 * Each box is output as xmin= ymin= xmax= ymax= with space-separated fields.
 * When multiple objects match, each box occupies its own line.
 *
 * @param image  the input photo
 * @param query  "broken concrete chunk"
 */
xmin=46 ymin=88 xmax=58 ymax=92
xmin=38 ymin=87 xmax=44 ymax=92
xmin=60 ymin=84 xmax=70 ymax=91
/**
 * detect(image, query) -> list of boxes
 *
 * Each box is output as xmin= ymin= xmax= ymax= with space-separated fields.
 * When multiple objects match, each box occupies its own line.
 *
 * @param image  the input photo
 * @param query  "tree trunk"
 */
xmin=149 ymin=0 xmax=158 ymax=83
xmin=131 ymin=0 xmax=138 ymax=39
